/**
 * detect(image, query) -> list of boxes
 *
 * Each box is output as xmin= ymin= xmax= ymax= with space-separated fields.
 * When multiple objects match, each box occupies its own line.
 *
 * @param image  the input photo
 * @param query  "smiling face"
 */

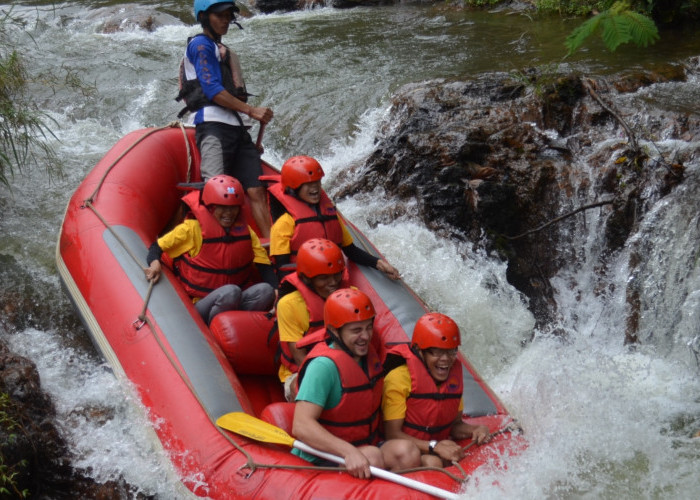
xmin=336 ymin=318 xmax=374 ymax=361
xmin=307 ymin=272 xmax=343 ymax=299
xmin=420 ymin=347 xmax=458 ymax=383
xmin=210 ymin=204 xmax=240 ymax=229
xmin=296 ymin=180 xmax=322 ymax=205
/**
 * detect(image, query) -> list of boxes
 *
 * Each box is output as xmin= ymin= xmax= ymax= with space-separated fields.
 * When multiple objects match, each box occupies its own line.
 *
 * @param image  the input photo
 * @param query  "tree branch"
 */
xmin=582 ymin=78 xmax=639 ymax=153
xmin=504 ymin=200 xmax=615 ymax=240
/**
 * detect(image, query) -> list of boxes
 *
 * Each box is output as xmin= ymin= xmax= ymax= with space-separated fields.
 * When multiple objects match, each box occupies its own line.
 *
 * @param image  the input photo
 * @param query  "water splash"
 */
xmin=6 ymin=328 xmax=184 ymax=497
xmin=4 ymin=4 xmax=700 ymax=499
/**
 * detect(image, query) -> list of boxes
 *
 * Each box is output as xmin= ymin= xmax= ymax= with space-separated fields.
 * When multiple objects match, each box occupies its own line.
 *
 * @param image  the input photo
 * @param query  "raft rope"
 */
xmin=237 ymin=418 xmax=525 ymax=483
xmin=78 ymin=121 xmax=270 ymax=472
xmin=78 ymin=122 xmax=380 ymax=481
xmin=82 ymin=121 xmax=192 ymax=325
xmin=82 ymin=122 xmax=521 ymax=488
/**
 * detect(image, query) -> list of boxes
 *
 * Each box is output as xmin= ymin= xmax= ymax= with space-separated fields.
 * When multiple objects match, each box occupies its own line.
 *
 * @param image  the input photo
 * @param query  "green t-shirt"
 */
xmin=292 ymin=351 xmax=344 ymax=463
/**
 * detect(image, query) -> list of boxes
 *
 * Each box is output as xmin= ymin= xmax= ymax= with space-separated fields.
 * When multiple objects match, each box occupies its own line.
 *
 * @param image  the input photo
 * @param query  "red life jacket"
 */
xmin=267 ymin=178 xmax=344 ymax=260
xmin=174 ymin=191 xmax=257 ymax=298
xmin=299 ymin=340 xmax=384 ymax=447
xmin=388 ymin=344 xmax=463 ymax=441
xmin=278 ymin=273 xmax=326 ymax=373
xmin=278 ymin=272 xmax=352 ymax=373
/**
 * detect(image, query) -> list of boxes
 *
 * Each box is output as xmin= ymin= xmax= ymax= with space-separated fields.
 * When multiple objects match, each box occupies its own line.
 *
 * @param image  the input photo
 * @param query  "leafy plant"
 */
xmin=565 ymin=1 xmax=660 ymax=54
xmin=535 ymin=0 xmax=608 ymax=16
xmin=0 ymin=7 xmax=94 ymax=191
xmin=0 ymin=393 xmax=29 ymax=499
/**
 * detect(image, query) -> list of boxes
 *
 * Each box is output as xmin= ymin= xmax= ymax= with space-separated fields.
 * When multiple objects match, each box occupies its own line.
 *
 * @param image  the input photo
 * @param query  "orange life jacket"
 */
xmin=267 ymin=178 xmax=344 ymax=260
xmin=387 ymin=344 xmax=463 ymax=441
xmin=299 ymin=340 xmax=384 ymax=447
xmin=278 ymin=273 xmax=326 ymax=373
xmin=174 ymin=190 xmax=257 ymax=298
xmin=278 ymin=273 xmax=353 ymax=373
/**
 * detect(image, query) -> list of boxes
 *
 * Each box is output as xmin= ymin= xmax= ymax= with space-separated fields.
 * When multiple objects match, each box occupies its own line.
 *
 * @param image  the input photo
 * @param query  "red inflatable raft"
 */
xmin=56 ymin=124 xmax=525 ymax=499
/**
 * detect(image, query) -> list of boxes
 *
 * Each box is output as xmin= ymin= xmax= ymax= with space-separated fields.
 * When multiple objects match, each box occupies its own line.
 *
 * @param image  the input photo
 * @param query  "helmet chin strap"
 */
xmin=411 ymin=344 xmax=430 ymax=371
xmin=326 ymin=327 xmax=356 ymax=359
xmin=201 ymin=14 xmax=243 ymax=42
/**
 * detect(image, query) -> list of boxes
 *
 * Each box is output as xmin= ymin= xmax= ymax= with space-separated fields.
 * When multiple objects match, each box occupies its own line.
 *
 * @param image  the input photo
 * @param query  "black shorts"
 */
xmin=195 ymin=121 xmax=263 ymax=189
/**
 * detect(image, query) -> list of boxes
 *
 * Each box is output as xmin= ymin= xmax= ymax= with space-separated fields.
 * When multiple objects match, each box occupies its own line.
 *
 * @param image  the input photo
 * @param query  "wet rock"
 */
xmin=613 ymin=64 xmax=687 ymax=93
xmin=255 ymin=0 xmax=298 ymax=13
xmin=88 ymin=8 xmax=183 ymax=33
xmin=341 ymin=60 xmax=700 ymax=335
xmin=1 ymin=257 xmax=142 ymax=496
xmin=0 ymin=337 xmax=145 ymax=498
xmin=330 ymin=0 xmax=390 ymax=7
xmin=0 ymin=254 xmax=84 ymax=334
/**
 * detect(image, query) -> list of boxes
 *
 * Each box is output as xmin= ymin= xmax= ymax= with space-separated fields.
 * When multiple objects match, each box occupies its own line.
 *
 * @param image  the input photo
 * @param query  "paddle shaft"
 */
xmin=256 ymin=122 xmax=266 ymax=149
xmin=292 ymin=440 xmax=460 ymax=500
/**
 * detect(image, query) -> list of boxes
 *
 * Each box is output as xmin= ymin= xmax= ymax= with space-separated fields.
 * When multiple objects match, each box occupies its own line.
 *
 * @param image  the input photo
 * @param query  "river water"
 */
xmin=2 ymin=2 xmax=700 ymax=498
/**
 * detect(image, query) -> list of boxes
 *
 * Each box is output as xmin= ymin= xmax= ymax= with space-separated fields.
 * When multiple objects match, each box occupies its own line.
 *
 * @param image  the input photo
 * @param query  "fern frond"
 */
xmin=621 ymin=10 xmax=660 ymax=47
xmin=565 ymin=13 xmax=605 ymax=55
xmin=599 ymin=14 xmax=632 ymax=52
xmin=565 ymin=4 xmax=660 ymax=55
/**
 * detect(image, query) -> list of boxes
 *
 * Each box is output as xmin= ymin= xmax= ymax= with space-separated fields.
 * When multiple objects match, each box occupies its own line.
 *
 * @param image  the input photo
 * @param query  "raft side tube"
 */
xmin=104 ymin=225 xmax=250 ymax=419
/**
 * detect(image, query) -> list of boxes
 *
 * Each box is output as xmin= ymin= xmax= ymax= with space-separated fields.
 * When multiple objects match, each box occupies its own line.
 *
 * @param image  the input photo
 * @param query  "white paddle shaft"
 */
xmin=292 ymin=440 xmax=460 ymax=500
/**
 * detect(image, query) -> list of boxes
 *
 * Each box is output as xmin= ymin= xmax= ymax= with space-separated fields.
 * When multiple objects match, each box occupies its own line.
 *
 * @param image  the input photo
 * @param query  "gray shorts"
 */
xmin=196 ymin=121 xmax=263 ymax=189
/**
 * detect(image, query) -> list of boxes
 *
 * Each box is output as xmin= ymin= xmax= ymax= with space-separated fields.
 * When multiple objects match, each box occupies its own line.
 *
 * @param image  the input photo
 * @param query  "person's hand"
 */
xmin=471 ymin=425 xmax=491 ymax=445
xmin=434 ymin=440 xmax=464 ymax=462
xmin=248 ymin=106 xmax=274 ymax=124
xmin=376 ymin=259 xmax=400 ymax=280
xmin=144 ymin=260 xmax=162 ymax=283
xmin=343 ymin=447 xmax=372 ymax=479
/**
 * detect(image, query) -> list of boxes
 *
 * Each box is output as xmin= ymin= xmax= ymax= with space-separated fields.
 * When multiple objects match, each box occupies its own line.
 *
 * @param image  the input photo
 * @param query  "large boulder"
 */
xmin=337 ymin=61 xmax=698 ymax=332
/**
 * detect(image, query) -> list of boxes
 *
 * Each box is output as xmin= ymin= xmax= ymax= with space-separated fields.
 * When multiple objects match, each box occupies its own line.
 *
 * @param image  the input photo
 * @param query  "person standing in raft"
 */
xmin=177 ymin=0 xmax=273 ymax=238
xmin=277 ymin=238 xmax=349 ymax=402
xmin=144 ymin=175 xmax=277 ymax=325
xmin=266 ymin=155 xmax=399 ymax=280
xmin=381 ymin=312 xmax=490 ymax=467
xmin=292 ymin=288 xmax=421 ymax=477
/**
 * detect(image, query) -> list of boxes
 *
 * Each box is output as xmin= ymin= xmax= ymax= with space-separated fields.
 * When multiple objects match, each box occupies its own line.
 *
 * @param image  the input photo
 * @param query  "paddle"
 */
xmin=255 ymin=122 xmax=267 ymax=153
xmin=216 ymin=412 xmax=460 ymax=500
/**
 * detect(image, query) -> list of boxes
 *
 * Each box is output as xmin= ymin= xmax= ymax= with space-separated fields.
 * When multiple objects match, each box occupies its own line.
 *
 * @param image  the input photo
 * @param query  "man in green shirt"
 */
xmin=292 ymin=288 xmax=421 ymax=478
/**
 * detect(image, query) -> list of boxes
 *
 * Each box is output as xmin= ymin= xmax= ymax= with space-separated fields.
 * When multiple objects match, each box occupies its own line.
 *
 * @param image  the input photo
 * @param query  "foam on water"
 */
xmin=6 ymin=328 xmax=184 ymax=497
xmin=4 ymin=4 xmax=700 ymax=499
xmin=331 ymin=109 xmax=700 ymax=500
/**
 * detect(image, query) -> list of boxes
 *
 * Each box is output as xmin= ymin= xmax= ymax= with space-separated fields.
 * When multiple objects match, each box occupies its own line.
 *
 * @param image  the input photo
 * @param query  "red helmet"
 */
xmin=281 ymin=156 xmax=324 ymax=190
xmin=412 ymin=313 xmax=461 ymax=350
xmin=297 ymin=238 xmax=345 ymax=278
xmin=202 ymin=175 xmax=244 ymax=206
xmin=324 ymin=288 xmax=375 ymax=330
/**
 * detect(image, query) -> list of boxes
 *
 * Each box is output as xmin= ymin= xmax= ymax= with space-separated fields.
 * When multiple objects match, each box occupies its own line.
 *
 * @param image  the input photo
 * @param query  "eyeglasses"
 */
xmin=424 ymin=348 xmax=458 ymax=359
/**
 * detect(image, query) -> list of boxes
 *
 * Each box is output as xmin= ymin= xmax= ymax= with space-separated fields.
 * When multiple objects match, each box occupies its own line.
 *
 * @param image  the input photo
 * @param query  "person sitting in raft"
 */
xmin=292 ymin=288 xmax=421 ymax=477
xmin=144 ymin=175 xmax=277 ymax=325
xmin=266 ymin=155 xmax=399 ymax=281
xmin=277 ymin=238 xmax=349 ymax=402
xmin=381 ymin=312 xmax=490 ymax=467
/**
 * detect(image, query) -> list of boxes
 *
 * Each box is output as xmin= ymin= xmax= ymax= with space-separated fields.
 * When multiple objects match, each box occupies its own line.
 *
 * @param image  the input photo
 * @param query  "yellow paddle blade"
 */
xmin=216 ymin=412 xmax=296 ymax=447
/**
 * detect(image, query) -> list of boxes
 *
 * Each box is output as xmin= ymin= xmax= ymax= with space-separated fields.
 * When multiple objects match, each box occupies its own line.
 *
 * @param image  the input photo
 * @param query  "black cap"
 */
xmin=210 ymin=2 xmax=238 ymax=13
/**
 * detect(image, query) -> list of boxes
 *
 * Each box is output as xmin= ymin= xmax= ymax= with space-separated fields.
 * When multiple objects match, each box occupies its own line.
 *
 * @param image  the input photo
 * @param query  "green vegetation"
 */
xmin=534 ymin=0 xmax=607 ymax=15
xmin=564 ymin=1 xmax=659 ymax=54
xmin=0 ymin=393 xmax=29 ymax=499
xmin=465 ymin=0 xmax=700 ymax=54
xmin=0 ymin=8 xmax=93 ymax=190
